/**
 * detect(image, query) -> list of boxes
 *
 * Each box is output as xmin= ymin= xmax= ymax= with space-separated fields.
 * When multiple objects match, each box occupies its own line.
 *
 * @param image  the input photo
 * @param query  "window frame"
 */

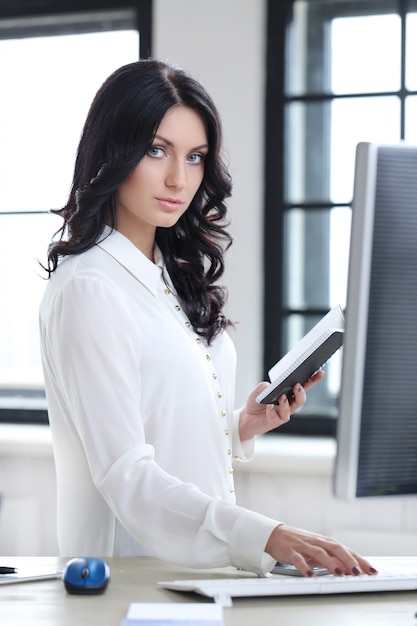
xmin=264 ymin=0 xmax=416 ymax=437
xmin=0 ymin=0 xmax=152 ymax=424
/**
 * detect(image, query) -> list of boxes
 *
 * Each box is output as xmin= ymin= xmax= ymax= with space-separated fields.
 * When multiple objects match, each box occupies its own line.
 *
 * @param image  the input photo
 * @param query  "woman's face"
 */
xmin=115 ymin=105 xmax=208 ymax=258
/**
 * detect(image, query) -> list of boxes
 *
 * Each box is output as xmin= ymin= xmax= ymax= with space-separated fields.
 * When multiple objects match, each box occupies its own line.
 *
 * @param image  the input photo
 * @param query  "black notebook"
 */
xmin=256 ymin=305 xmax=345 ymax=405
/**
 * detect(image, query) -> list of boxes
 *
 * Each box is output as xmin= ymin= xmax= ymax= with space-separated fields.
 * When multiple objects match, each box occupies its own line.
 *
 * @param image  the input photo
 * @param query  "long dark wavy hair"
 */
xmin=45 ymin=59 xmax=234 ymax=344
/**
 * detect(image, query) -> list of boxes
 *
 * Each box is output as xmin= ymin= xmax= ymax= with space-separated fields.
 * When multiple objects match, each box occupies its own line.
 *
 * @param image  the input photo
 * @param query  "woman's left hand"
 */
xmin=238 ymin=370 xmax=325 ymax=441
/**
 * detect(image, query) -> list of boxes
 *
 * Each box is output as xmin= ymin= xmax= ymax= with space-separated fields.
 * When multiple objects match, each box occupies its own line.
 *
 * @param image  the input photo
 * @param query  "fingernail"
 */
xmin=297 ymin=384 xmax=302 ymax=392
xmin=369 ymin=567 xmax=378 ymax=574
xmin=352 ymin=566 xmax=361 ymax=576
xmin=335 ymin=567 xmax=343 ymax=576
xmin=306 ymin=570 xmax=314 ymax=577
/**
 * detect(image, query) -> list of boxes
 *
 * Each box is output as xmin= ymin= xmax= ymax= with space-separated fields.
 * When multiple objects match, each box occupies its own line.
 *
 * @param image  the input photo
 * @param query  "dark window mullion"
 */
xmin=262 ymin=0 xmax=291 ymax=375
xmin=400 ymin=0 xmax=407 ymax=138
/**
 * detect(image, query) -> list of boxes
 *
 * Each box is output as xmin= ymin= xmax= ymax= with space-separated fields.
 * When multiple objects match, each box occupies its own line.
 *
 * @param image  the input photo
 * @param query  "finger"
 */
xmin=268 ymin=396 xmax=290 ymax=425
xmin=305 ymin=540 xmax=377 ymax=577
xmin=278 ymin=393 xmax=290 ymax=408
xmin=290 ymin=383 xmax=306 ymax=408
xmin=274 ymin=529 xmax=367 ymax=577
xmin=293 ymin=544 xmax=343 ymax=576
xmin=303 ymin=369 xmax=326 ymax=391
xmin=345 ymin=552 xmax=378 ymax=575
xmin=288 ymin=553 xmax=317 ymax=577
xmin=254 ymin=381 xmax=271 ymax=394
xmin=267 ymin=525 xmax=379 ymax=578
xmin=289 ymin=547 xmax=350 ymax=578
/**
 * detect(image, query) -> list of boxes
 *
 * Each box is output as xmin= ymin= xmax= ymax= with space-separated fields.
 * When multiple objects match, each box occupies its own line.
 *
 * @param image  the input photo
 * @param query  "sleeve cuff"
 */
xmin=229 ymin=508 xmax=282 ymax=576
xmin=231 ymin=408 xmax=255 ymax=462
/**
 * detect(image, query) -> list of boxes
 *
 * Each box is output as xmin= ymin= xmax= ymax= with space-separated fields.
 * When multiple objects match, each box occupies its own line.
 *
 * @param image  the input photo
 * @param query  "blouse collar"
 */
xmin=96 ymin=226 xmax=163 ymax=297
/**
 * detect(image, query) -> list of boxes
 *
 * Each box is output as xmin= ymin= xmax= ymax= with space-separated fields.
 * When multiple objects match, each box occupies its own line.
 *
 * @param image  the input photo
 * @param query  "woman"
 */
xmin=39 ymin=59 xmax=375 ymax=578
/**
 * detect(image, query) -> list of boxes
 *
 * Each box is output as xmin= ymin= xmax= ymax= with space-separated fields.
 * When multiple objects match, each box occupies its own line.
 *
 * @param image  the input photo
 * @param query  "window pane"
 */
xmin=286 ymin=1 xmax=330 ymax=96
xmin=287 ymin=0 xmax=400 ymax=96
xmin=406 ymin=11 xmax=417 ymax=90
xmin=405 ymin=96 xmax=417 ymax=141
xmin=283 ymin=207 xmax=350 ymax=310
xmin=0 ymin=213 xmax=61 ymax=390
xmin=329 ymin=207 xmax=351 ymax=308
xmin=285 ymin=101 xmax=332 ymax=204
xmin=331 ymin=14 xmax=401 ymax=95
xmin=330 ymin=96 xmax=401 ymax=203
xmin=284 ymin=209 xmax=329 ymax=310
xmin=285 ymin=97 xmax=401 ymax=204
xmin=0 ymin=30 xmax=139 ymax=214
xmin=0 ymin=29 xmax=139 ymax=392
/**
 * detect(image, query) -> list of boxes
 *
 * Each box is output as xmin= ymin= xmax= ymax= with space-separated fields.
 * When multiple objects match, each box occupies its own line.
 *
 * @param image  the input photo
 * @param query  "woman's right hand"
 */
xmin=265 ymin=524 xmax=378 ymax=577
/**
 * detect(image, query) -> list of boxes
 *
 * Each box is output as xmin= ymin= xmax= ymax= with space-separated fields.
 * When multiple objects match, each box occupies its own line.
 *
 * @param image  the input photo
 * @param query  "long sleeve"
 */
xmin=39 ymin=230 xmax=278 ymax=574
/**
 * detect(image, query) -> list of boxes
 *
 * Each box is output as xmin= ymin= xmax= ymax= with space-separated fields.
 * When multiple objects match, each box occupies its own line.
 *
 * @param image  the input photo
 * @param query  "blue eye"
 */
xmin=148 ymin=146 xmax=164 ymax=158
xmin=187 ymin=153 xmax=205 ymax=164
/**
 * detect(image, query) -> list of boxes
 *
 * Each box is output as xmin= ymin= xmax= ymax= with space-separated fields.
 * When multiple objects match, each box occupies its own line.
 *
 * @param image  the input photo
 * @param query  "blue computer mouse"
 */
xmin=63 ymin=557 xmax=110 ymax=595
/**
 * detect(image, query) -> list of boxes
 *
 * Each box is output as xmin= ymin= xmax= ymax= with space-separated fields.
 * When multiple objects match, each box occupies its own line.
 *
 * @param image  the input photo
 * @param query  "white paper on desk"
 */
xmin=0 ymin=568 xmax=62 ymax=585
xmin=121 ymin=602 xmax=223 ymax=625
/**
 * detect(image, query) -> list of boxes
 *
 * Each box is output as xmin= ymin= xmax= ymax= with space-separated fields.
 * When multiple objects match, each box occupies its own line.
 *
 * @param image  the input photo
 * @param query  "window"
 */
xmin=264 ymin=0 xmax=417 ymax=436
xmin=0 ymin=1 xmax=151 ymax=423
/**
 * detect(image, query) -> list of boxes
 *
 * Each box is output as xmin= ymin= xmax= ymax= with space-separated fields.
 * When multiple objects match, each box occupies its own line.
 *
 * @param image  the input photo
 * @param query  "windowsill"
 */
xmin=243 ymin=434 xmax=336 ymax=476
xmin=0 ymin=394 xmax=49 ymax=425
xmin=0 ymin=396 xmax=47 ymax=410
xmin=0 ymin=424 xmax=335 ymax=476
xmin=0 ymin=423 xmax=53 ymax=458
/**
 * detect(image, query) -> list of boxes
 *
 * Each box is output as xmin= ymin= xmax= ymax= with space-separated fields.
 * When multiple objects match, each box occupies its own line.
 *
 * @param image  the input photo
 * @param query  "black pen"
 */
xmin=0 ymin=567 xmax=17 ymax=575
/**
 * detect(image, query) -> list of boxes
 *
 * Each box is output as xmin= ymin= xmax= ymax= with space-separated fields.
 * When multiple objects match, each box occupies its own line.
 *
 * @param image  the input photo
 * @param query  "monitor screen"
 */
xmin=334 ymin=141 xmax=417 ymax=499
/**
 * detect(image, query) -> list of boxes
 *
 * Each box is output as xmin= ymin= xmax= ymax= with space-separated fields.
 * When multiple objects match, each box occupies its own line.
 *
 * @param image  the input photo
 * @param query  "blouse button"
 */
xmin=175 ymin=305 xmax=181 ymax=311
xmin=229 ymin=486 xmax=235 ymax=494
xmin=212 ymin=373 xmax=217 ymax=380
xmin=195 ymin=338 xmax=201 ymax=344
xmin=227 ymin=448 xmax=232 ymax=455
xmin=217 ymin=391 xmax=222 ymax=399
xmin=206 ymin=354 xmax=211 ymax=361
xmin=164 ymin=288 xmax=170 ymax=295
xmin=224 ymin=428 xmax=229 ymax=436
xmin=185 ymin=321 xmax=191 ymax=328
xmin=229 ymin=467 xmax=234 ymax=474
xmin=221 ymin=410 xmax=226 ymax=417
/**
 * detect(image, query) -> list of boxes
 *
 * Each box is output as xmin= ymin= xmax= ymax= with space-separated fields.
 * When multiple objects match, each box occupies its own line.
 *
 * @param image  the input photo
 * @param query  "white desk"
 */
xmin=0 ymin=556 xmax=416 ymax=625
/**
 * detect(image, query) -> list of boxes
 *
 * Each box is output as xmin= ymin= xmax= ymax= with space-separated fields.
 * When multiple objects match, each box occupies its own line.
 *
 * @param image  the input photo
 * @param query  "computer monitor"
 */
xmin=334 ymin=141 xmax=417 ymax=499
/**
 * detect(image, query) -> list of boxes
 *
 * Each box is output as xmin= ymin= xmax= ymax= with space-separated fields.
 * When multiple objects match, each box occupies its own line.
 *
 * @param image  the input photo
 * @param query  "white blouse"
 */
xmin=39 ymin=228 xmax=278 ymax=575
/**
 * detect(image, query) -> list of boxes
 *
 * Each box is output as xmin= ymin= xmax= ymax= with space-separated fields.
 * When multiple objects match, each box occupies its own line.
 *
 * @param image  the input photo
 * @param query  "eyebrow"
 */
xmin=153 ymin=134 xmax=209 ymax=151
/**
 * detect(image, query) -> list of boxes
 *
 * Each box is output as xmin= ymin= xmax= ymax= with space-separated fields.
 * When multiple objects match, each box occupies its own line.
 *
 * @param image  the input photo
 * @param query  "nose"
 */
xmin=165 ymin=158 xmax=186 ymax=189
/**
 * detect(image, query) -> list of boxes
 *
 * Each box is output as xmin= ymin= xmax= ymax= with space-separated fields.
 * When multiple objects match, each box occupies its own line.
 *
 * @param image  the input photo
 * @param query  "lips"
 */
xmin=155 ymin=197 xmax=184 ymax=211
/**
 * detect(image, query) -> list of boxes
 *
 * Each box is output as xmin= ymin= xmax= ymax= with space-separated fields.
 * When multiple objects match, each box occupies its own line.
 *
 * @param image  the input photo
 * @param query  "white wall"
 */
xmin=153 ymin=0 xmax=267 ymax=406
xmin=2 ymin=427 xmax=416 ymax=557
xmin=235 ymin=437 xmax=417 ymax=557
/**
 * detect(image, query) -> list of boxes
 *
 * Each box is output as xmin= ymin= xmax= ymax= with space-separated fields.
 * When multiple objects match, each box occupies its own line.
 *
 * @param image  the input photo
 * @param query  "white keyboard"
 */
xmin=158 ymin=572 xmax=417 ymax=606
